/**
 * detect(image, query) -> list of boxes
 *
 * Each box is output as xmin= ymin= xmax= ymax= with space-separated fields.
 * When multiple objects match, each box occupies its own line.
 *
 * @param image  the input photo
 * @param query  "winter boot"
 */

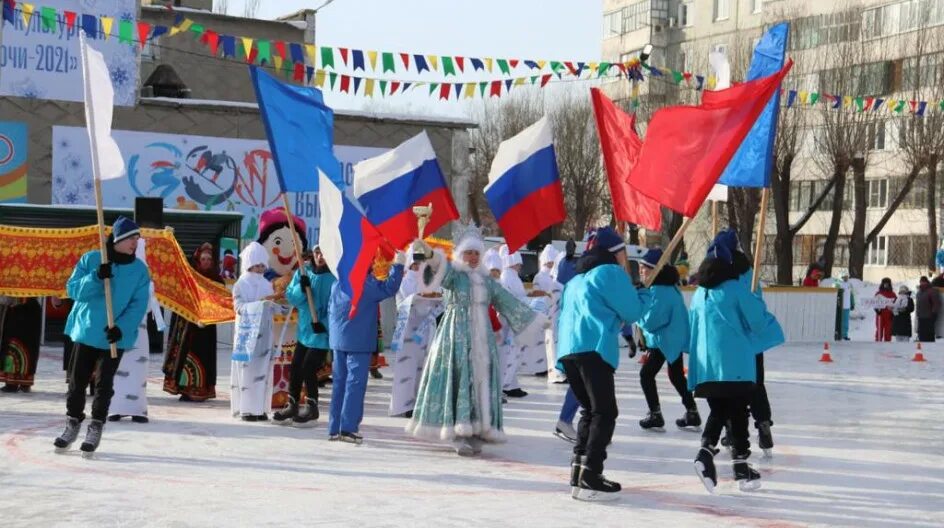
xmin=676 ymin=409 xmax=702 ymax=430
xmin=733 ymin=454 xmax=762 ymax=492
xmin=79 ymin=419 xmax=104 ymax=458
xmin=573 ymin=456 xmax=621 ymax=502
xmin=272 ymin=396 xmax=298 ymax=424
xmin=569 ymin=454 xmax=581 ymax=496
xmin=756 ymin=420 xmax=774 ymax=457
xmin=554 ymin=420 xmax=578 ymax=443
xmin=53 ymin=417 xmax=82 ymax=452
xmin=639 ymin=411 xmax=665 ymax=432
xmin=694 ymin=447 xmax=718 ymax=494
xmin=453 ymin=437 xmax=476 ymax=457
xmin=293 ymin=398 xmax=319 ymax=427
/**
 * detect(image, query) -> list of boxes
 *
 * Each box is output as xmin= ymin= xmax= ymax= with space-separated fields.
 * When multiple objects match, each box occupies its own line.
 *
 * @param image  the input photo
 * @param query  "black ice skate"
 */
xmin=573 ymin=457 xmax=621 ymax=502
xmin=292 ymin=398 xmax=319 ymax=427
xmin=273 ymin=396 xmax=298 ymax=424
xmin=639 ymin=411 xmax=665 ymax=432
xmin=676 ymin=410 xmax=702 ymax=431
xmin=79 ymin=419 xmax=104 ymax=459
xmin=694 ymin=447 xmax=718 ymax=494
xmin=569 ymin=454 xmax=581 ymax=497
xmin=339 ymin=431 xmax=363 ymax=445
xmin=756 ymin=420 xmax=774 ymax=458
xmin=53 ymin=417 xmax=82 ymax=453
xmin=503 ymin=388 xmax=528 ymax=398
xmin=733 ymin=456 xmax=762 ymax=492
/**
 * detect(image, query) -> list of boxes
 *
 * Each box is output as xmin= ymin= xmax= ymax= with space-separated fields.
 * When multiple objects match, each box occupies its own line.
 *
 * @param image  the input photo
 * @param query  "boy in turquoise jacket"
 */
xmin=54 ymin=217 xmax=151 ymax=457
xmin=557 ymin=227 xmax=646 ymax=502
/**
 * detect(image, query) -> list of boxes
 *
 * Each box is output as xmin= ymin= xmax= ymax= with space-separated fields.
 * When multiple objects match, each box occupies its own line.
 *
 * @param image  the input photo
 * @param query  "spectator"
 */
xmin=891 ymin=285 xmax=914 ymax=342
xmin=836 ymin=273 xmax=855 ymax=341
xmin=915 ymin=276 xmax=940 ymax=343
xmin=874 ymin=278 xmax=896 ymax=342
xmin=802 ymin=267 xmax=823 ymax=287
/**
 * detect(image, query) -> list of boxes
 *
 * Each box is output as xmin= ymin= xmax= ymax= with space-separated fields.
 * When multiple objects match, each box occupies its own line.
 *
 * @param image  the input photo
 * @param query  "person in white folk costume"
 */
xmin=498 ymin=247 xmax=544 ymax=398
xmin=230 ymin=242 xmax=282 ymax=421
xmin=389 ymin=252 xmax=445 ymax=418
xmin=108 ymin=239 xmax=166 ymax=423
xmin=523 ymin=245 xmax=564 ymax=381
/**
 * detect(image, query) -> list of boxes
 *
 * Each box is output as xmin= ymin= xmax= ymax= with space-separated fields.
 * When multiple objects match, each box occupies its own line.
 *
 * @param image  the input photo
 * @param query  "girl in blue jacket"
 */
xmin=635 ymin=248 xmax=700 ymax=432
xmin=54 ymin=217 xmax=151 ymax=457
xmin=688 ymin=230 xmax=767 ymax=493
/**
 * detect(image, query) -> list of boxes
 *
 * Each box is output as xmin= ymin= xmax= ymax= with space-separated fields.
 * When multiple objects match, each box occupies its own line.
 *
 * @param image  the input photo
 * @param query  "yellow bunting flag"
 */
xmin=799 ymin=91 xmax=809 ymax=104
xmin=428 ymin=55 xmax=439 ymax=71
xmin=537 ymin=60 xmax=546 ymax=69
xmin=273 ymin=55 xmax=283 ymax=70
xmin=464 ymin=82 xmax=476 ymax=99
xmin=514 ymin=77 xmax=525 ymax=86
xmin=707 ymin=75 xmax=717 ymax=90
xmin=367 ymin=50 xmax=378 ymax=70
xmin=21 ymin=3 xmax=34 ymax=26
xmin=364 ymin=78 xmax=375 ymax=97
xmin=485 ymin=58 xmax=493 ymax=72
xmin=170 ymin=18 xmax=192 ymax=36
xmin=101 ymin=17 xmax=114 ymax=40
xmin=306 ymin=44 xmax=317 ymax=65
xmin=314 ymin=70 xmax=326 ymax=88
xmin=843 ymin=96 xmax=852 ymax=108
xmin=241 ymin=37 xmax=254 ymax=58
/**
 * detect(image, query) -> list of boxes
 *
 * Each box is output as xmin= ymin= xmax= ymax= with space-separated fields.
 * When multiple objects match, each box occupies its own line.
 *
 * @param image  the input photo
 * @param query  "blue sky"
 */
xmin=225 ymin=0 xmax=603 ymax=117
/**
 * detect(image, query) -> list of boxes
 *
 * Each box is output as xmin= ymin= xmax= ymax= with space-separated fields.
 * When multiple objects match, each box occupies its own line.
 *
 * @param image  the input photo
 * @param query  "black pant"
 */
xmin=290 ymin=345 xmax=328 ymax=402
xmin=639 ymin=348 xmax=696 ymax=413
xmin=703 ymin=395 xmax=751 ymax=456
xmin=917 ymin=317 xmax=937 ymax=342
xmin=560 ymin=353 xmax=618 ymax=472
xmin=66 ymin=343 xmax=123 ymax=422
xmin=749 ymin=354 xmax=772 ymax=424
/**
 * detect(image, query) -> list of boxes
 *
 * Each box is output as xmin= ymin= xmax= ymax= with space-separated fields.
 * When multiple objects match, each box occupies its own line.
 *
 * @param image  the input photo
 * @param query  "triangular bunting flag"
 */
xmin=464 ymin=82 xmax=476 ymax=99
xmin=364 ymin=78 xmax=374 ymax=96
xmin=471 ymin=58 xmax=484 ymax=71
xmin=400 ymin=52 xmax=410 ymax=69
xmin=540 ymin=74 xmax=552 ymax=87
xmin=21 ymin=3 xmax=33 ymax=28
xmin=455 ymin=56 xmax=465 ymax=72
xmin=293 ymin=62 xmax=305 ymax=82
xmin=429 ymin=55 xmax=439 ymax=71
xmin=497 ymin=59 xmax=511 ymax=75
xmin=339 ymin=47 xmax=349 ymax=65
xmin=490 ymin=80 xmax=501 ymax=97
xmin=479 ymin=82 xmax=488 ymax=97
xmin=439 ymin=83 xmax=451 ymax=100
xmin=352 ymin=49 xmax=365 ymax=71
xmin=368 ymin=50 xmax=378 ymax=70
xmin=382 ymin=52 xmax=395 ymax=73
xmin=136 ymin=22 xmax=152 ymax=49
xmin=242 ymin=37 xmax=254 ymax=61
xmin=64 ymin=10 xmax=77 ymax=30
xmin=118 ymin=20 xmax=133 ymax=44
xmin=485 ymin=58 xmax=493 ymax=72
xmin=40 ymin=6 xmax=55 ymax=31
xmin=415 ymin=54 xmax=429 ymax=73
xmin=340 ymin=74 xmax=350 ymax=93
xmin=378 ymin=79 xmax=387 ymax=96
xmin=428 ymin=83 xmax=438 ymax=95
xmin=257 ymin=40 xmax=272 ymax=65
xmin=352 ymin=76 xmax=362 ymax=94
xmin=442 ymin=56 xmax=456 ymax=76
xmin=101 ymin=17 xmax=114 ymax=40
xmin=306 ymin=44 xmax=317 ymax=65
xmin=321 ymin=46 xmax=334 ymax=69
xmin=390 ymin=81 xmax=401 ymax=94
xmin=314 ymin=69 xmax=326 ymax=88
xmin=504 ymin=79 xmax=513 ymax=91
xmin=809 ymin=92 xmax=820 ymax=105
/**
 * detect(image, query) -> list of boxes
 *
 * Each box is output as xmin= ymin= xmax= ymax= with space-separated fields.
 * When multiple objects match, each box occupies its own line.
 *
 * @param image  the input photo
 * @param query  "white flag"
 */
xmin=707 ymin=51 xmax=731 ymax=203
xmin=80 ymin=35 xmax=124 ymax=181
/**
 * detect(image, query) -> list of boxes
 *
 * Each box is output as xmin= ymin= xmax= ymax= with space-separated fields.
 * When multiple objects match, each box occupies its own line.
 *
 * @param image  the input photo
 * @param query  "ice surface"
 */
xmin=1 ymin=341 xmax=941 ymax=527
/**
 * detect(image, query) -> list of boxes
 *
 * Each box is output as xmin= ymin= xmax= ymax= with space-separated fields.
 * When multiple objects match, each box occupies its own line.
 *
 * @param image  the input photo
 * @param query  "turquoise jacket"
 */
xmin=65 ymin=250 xmax=151 ymax=351
xmin=638 ymin=284 xmax=690 ymax=363
xmin=687 ymin=278 xmax=769 ymax=391
xmin=737 ymin=270 xmax=786 ymax=355
xmin=286 ymin=266 xmax=336 ymax=350
xmin=557 ymin=264 xmax=646 ymax=370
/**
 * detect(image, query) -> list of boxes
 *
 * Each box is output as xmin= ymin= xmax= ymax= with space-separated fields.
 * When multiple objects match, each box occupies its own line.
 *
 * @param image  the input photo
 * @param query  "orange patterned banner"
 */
xmin=0 ymin=224 xmax=234 ymax=325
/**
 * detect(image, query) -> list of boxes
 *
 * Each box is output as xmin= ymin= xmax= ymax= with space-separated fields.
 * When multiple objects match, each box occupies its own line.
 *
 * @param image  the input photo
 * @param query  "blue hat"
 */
xmin=589 ymin=226 xmax=625 ymax=253
xmin=113 ymin=216 xmax=141 ymax=243
xmin=641 ymin=247 xmax=663 ymax=268
xmin=713 ymin=228 xmax=739 ymax=254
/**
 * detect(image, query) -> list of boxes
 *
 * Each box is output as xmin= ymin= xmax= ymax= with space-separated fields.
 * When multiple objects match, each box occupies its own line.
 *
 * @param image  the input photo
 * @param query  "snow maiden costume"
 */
xmin=407 ymin=224 xmax=542 ymax=456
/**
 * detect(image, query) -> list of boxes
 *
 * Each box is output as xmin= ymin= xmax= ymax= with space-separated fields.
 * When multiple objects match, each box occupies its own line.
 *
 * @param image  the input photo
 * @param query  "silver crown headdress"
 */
xmin=453 ymin=222 xmax=485 ymax=256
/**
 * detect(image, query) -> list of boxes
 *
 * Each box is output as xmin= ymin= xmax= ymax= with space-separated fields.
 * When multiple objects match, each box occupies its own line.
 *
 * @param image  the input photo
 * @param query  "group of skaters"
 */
xmin=35 ymin=215 xmax=784 ymax=501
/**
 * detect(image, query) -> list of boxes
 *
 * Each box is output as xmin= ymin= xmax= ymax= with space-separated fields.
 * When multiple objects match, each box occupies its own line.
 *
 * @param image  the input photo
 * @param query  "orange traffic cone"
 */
xmin=819 ymin=342 xmax=834 ymax=363
xmin=912 ymin=342 xmax=927 ymax=362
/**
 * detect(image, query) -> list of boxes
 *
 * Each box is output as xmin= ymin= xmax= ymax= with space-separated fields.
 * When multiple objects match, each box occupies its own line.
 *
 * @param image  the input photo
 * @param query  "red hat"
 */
xmin=257 ymin=208 xmax=307 ymax=244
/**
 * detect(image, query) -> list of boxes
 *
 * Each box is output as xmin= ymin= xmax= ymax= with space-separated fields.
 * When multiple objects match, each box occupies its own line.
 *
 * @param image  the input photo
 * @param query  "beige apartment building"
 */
xmin=601 ymin=0 xmax=944 ymax=284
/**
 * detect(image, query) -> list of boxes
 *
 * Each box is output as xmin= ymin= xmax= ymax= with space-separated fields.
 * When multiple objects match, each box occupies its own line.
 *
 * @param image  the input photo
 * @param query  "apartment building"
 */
xmin=601 ymin=0 xmax=944 ymax=284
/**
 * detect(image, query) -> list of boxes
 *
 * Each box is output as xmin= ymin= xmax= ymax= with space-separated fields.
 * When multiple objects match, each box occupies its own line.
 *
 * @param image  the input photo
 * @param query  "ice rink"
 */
xmin=1 ymin=340 xmax=941 ymax=527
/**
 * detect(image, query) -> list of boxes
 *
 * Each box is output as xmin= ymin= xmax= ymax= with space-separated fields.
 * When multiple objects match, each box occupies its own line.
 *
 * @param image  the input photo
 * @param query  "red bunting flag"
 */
xmin=455 ymin=56 xmax=465 ymax=72
xmin=64 ymin=10 xmax=77 ymax=30
xmin=627 ymin=60 xmax=793 ymax=217
xmin=136 ymin=21 xmax=151 ymax=49
xmin=249 ymin=47 xmax=258 ymax=64
xmin=540 ymin=74 xmax=552 ymax=87
xmin=564 ymin=61 xmax=577 ymax=75
xmin=439 ymin=83 xmax=451 ymax=100
xmin=340 ymin=74 xmax=351 ymax=93
xmin=400 ymin=52 xmax=410 ymax=69
xmin=390 ymin=81 xmax=400 ymax=94
xmin=293 ymin=62 xmax=304 ymax=82
xmin=274 ymin=40 xmax=287 ymax=59
xmin=590 ymin=88 xmax=662 ymax=231
xmin=490 ymin=80 xmax=502 ymax=97
xmin=202 ymin=30 xmax=219 ymax=55
xmin=339 ymin=47 xmax=349 ymax=65
xmin=509 ymin=59 xmax=519 ymax=69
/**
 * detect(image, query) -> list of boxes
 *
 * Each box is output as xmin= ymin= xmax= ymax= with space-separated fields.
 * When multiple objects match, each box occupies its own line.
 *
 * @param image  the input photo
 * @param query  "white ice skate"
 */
xmin=553 ymin=420 xmax=578 ymax=443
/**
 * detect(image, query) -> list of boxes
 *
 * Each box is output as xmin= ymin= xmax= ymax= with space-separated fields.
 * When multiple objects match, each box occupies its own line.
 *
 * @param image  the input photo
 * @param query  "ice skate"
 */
xmin=468 ymin=437 xmax=484 ymax=455
xmin=453 ymin=437 xmax=476 ymax=457
xmin=694 ymin=447 xmax=717 ymax=494
xmin=676 ymin=410 xmax=702 ymax=431
xmin=503 ymin=388 xmax=528 ymax=398
xmin=272 ymin=396 xmax=298 ymax=424
xmin=573 ymin=457 xmax=621 ymax=502
xmin=639 ymin=411 xmax=665 ymax=432
xmin=131 ymin=416 xmax=149 ymax=424
xmin=569 ymin=454 xmax=581 ymax=497
xmin=339 ymin=431 xmax=363 ymax=445
xmin=292 ymin=398 xmax=319 ymax=427
xmin=554 ymin=420 xmax=578 ymax=443
xmin=733 ymin=457 xmax=762 ymax=492
xmin=756 ymin=420 xmax=774 ymax=458
xmin=79 ymin=419 xmax=104 ymax=459
xmin=53 ymin=417 xmax=82 ymax=453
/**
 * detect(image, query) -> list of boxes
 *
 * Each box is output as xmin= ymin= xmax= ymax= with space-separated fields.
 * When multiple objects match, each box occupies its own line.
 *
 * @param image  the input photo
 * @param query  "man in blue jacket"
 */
xmin=557 ymin=226 xmax=646 ymax=501
xmin=327 ymin=252 xmax=404 ymax=444
xmin=54 ymin=217 xmax=151 ymax=457
xmin=275 ymin=246 xmax=336 ymax=426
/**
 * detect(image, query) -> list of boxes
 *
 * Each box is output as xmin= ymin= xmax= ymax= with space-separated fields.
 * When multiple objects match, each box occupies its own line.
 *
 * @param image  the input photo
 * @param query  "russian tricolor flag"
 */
xmin=352 ymin=131 xmax=459 ymax=249
xmin=485 ymin=116 xmax=566 ymax=252
xmin=318 ymin=172 xmax=388 ymax=318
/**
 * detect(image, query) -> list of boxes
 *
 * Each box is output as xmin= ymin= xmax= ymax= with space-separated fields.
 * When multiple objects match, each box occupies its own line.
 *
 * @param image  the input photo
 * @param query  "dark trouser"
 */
xmin=702 ymin=395 xmax=751 ymax=456
xmin=560 ymin=353 xmax=618 ymax=472
xmin=917 ymin=317 xmax=937 ymax=342
xmin=749 ymin=354 xmax=772 ymax=424
xmin=289 ymin=344 xmax=328 ymax=402
xmin=639 ymin=348 xmax=696 ymax=413
xmin=66 ymin=343 xmax=123 ymax=422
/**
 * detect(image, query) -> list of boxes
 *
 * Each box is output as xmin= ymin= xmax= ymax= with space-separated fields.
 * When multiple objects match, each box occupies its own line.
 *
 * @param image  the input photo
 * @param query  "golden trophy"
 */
xmin=412 ymin=203 xmax=433 ymax=262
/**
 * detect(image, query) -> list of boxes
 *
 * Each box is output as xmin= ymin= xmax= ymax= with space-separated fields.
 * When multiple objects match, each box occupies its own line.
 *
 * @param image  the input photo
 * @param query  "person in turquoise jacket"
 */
xmin=54 ymin=217 xmax=151 ymax=457
xmin=557 ymin=226 xmax=647 ymax=502
xmin=635 ymin=248 xmax=700 ymax=432
xmin=274 ymin=246 xmax=336 ymax=427
xmin=689 ymin=229 xmax=768 ymax=494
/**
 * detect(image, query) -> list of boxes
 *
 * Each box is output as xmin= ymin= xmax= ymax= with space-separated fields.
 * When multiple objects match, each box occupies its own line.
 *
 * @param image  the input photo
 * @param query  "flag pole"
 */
xmin=751 ymin=187 xmax=770 ymax=292
xmin=281 ymin=193 xmax=319 ymax=325
xmin=711 ymin=201 xmax=718 ymax=236
xmin=644 ymin=216 xmax=694 ymax=288
xmin=81 ymin=35 xmax=118 ymax=360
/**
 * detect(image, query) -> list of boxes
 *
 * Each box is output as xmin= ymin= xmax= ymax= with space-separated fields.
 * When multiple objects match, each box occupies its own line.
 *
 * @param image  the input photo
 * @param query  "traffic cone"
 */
xmin=912 ymin=342 xmax=927 ymax=362
xmin=819 ymin=342 xmax=833 ymax=363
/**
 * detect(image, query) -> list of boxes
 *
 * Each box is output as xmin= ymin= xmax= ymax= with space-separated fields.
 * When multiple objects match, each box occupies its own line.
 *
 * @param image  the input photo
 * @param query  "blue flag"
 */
xmin=250 ymin=66 xmax=342 ymax=192
xmin=718 ymin=22 xmax=789 ymax=188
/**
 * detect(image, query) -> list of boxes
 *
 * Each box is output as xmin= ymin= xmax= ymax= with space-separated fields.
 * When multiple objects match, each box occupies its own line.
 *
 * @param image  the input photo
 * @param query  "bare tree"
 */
xmin=243 ymin=0 xmax=261 ymax=18
xmin=213 ymin=0 xmax=229 ymax=15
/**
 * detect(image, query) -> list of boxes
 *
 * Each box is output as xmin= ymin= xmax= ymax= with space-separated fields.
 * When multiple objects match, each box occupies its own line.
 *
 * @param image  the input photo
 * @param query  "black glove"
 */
xmin=300 ymin=275 xmax=311 ymax=289
xmin=628 ymin=338 xmax=638 ymax=358
xmin=311 ymin=321 xmax=327 ymax=334
xmin=105 ymin=326 xmax=122 ymax=344
xmin=97 ymin=263 xmax=113 ymax=280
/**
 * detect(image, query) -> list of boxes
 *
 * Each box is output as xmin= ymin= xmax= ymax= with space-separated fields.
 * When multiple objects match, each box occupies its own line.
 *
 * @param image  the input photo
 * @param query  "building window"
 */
xmin=622 ymin=1 xmax=652 ymax=34
xmin=715 ymin=0 xmax=730 ymax=21
xmin=868 ymin=179 xmax=889 ymax=209
xmin=792 ymin=10 xmax=861 ymax=50
xmin=863 ymin=0 xmax=944 ymax=40
xmin=867 ymin=121 xmax=886 ymax=151
xmin=867 ymin=236 xmax=888 ymax=266
xmin=902 ymin=52 xmax=944 ymax=91
xmin=753 ymin=0 xmax=763 ymax=14
xmin=679 ymin=1 xmax=694 ymax=26
xmin=603 ymin=10 xmax=623 ymax=38
xmin=820 ymin=61 xmax=890 ymax=97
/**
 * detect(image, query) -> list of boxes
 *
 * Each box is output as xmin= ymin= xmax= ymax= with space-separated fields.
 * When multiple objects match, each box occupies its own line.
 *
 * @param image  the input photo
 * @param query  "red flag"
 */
xmin=339 ymin=47 xmax=349 ymax=65
xmin=455 ymin=56 xmax=465 ymax=72
xmin=340 ymin=74 xmax=351 ymax=93
xmin=274 ymin=40 xmax=287 ymax=59
xmin=627 ymin=60 xmax=793 ymax=217
xmin=64 ymin=11 xmax=77 ymax=30
xmin=390 ymin=81 xmax=400 ymax=94
xmin=590 ymin=88 xmax=662 ymax=231
xmin=400 ymin=52 xmax=410 ymax=69
xmin=439 ymin=83 xmax=451 ymax=100
xmin=137 ymin=22 xmax=151 ymax=49
xmin=490 ymin=80 xmax=501 ymax=97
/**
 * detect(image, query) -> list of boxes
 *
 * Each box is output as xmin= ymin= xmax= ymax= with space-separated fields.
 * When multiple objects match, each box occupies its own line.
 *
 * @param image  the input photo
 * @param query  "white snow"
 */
xmin=1 ymin=341 xmax=941 ymax=527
